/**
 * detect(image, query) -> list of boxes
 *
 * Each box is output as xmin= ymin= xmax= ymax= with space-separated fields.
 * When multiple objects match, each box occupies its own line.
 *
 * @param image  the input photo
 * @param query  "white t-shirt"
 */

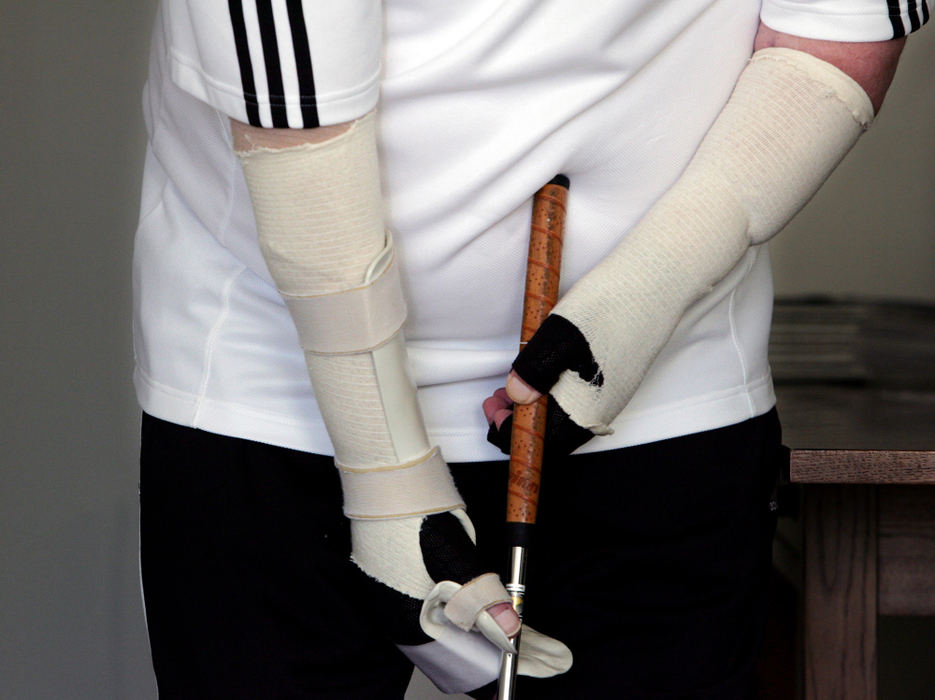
xmin=133 ymin=0 xmax=928 ymax=461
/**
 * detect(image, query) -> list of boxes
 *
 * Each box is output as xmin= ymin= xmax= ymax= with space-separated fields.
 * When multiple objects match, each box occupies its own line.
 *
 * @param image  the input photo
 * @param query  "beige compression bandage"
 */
xmin=544 ymin=48 xmax=875 ymax=435
xmin=235 ymin=112 xmax=572 ymax=692
xmin=237 ymin=112 xmax=461 ymax=519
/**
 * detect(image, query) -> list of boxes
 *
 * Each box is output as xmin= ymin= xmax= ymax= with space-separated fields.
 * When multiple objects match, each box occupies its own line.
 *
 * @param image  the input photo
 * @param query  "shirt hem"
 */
xmin=134 ymin=365 xmax=335 ymax=455
xmin=135 ymin=365 xmax=775 ymax=463
xmin=439 ymin=371 xmax=776 ymax=462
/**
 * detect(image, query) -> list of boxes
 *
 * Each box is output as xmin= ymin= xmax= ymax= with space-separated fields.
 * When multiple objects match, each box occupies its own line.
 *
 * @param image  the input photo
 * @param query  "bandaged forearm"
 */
xmin=236 ymin=113 xmax=571 ymax=692
xmin=516 ymin=48 xmax=874 ymax=438
xmin=237 ymin=113 xmax=461 ymax=519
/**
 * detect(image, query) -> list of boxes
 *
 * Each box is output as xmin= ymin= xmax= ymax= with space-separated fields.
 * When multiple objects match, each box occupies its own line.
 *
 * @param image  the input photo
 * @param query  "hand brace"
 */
xmin=236 ymin=112 xmax=571 ymax=692
xmin=490 ymin=48 xmax=874 ymax=457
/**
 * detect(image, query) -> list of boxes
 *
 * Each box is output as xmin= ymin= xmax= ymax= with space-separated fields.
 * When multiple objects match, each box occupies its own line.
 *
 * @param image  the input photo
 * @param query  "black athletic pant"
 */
xmin=140 ymin=409 xmax=783 ymax=699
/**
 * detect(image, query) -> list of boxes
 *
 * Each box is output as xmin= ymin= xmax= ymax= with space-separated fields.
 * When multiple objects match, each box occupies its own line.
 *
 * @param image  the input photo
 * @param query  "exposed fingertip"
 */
xmin=482 ymin=396 xmax=499 ymax=423
xmin=491 ymin=603 xmax=522 ymax=638
xmin=493 ymin=408 xmax=512 ymax=430
xmin=475 ymin=609 xmax=518 ymax=654
xmin=493 ymin=387 xmax=513 ymax=403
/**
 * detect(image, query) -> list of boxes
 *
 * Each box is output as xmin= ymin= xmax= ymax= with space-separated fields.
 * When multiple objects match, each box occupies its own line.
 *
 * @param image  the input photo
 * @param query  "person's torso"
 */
xmin=133 ymin=0 xmax=776 ymax=460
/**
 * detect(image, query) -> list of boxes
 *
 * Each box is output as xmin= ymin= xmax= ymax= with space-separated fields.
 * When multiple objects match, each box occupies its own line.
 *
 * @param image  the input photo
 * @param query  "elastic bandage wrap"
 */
xmin=550 ymin=48 xmax=874 ymax=434
xmin=236 ymin=112 xmax=462 ymax=521
xmin=235 ymin=104 xmax=566 ymax=698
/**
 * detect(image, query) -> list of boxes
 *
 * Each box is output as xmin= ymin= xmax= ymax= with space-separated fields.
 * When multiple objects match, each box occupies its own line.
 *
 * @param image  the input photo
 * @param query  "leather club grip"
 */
xmin=506 ymin=176 xmax=568 ymax=526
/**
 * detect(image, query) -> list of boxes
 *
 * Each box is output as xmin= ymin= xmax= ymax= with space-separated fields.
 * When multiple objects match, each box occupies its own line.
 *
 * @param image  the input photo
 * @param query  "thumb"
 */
xmin=505 ymin=372 xmax=541 ymax=405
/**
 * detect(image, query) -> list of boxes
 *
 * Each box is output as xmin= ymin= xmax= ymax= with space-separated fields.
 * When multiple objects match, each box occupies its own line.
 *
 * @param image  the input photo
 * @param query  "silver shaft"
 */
xmin=497 ymin=546 xmax=528 ymax=700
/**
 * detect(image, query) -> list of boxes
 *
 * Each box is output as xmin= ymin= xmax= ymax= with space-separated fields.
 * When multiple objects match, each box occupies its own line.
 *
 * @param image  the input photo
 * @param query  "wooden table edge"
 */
xmin=790 ymin=449 xmax=935 ymax=484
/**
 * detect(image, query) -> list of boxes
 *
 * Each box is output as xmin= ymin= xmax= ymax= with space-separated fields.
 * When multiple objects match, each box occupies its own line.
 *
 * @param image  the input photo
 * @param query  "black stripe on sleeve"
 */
xmin=923 ymin=0 xmax=931 ymax=24
xmin=228 ymin=0 xmax=261 ymax=126
xmin=887 ymin=0 xmax=907 ymax=37
xmin=256 ymin=0 xmax=289 ymax=128
xmin=286 ymin=1 xmax=320 ymax=128
xmin=907 ymin=0 xmax=923 ymax=31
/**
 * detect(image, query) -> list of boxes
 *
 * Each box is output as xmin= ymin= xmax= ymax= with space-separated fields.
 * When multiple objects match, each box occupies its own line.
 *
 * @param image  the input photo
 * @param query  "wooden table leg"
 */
xmin=803 ymin=485 xmax=878 ymax=700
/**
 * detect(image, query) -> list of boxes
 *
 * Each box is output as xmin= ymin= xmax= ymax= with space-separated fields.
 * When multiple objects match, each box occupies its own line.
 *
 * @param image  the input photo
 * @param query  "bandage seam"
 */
xmin=282 ymin=232 xmax=408 ymax=354
xmin=752 ymin=48 xmax=874 ymax=128
xmin=340 ymin=448 xmax=463 ymax=519
xmin=337 ymin=446 xmax=441 ymax=474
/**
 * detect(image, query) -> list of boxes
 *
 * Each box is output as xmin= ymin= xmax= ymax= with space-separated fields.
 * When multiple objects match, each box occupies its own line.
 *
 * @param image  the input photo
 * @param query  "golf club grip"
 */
xmin=506 ymin=175 xmax=568 ymax=527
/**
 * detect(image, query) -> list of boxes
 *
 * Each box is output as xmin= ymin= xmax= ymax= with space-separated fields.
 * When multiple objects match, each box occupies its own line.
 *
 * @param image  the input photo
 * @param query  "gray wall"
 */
xmin=0 ymin=3 xmax=932 ymax=699
xmin=2 ymin=2 xmax=157 ymax=698
xmin=772 ymin=30 xmax=935 ymax=302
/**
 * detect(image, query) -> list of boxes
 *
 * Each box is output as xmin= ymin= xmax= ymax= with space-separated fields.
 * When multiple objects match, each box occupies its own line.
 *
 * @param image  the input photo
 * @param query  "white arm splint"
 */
xmin=546 ymin=48 xmax=874 ymax=435
xmin=237 ymin=112 xmax=459 ymax=512
xmin=236 ymin=112 xmax=571 ymax=692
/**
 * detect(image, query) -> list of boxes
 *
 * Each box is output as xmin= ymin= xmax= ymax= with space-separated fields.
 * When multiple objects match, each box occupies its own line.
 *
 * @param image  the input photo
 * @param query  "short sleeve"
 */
xmin=761 ymin=0 xmax=930 ymax=41
xmin=163 ymin=0 xmax=382 ymax=128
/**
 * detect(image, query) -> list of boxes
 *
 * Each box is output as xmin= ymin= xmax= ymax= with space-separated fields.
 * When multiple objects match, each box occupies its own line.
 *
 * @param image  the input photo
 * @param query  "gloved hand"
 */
xmin=487 ymin=47 xmax=873 ymax=458
xmin=484 ymin=336 xmax=596 ymax=459
xmin=351 ymin=506 xmax=572 ymax=693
